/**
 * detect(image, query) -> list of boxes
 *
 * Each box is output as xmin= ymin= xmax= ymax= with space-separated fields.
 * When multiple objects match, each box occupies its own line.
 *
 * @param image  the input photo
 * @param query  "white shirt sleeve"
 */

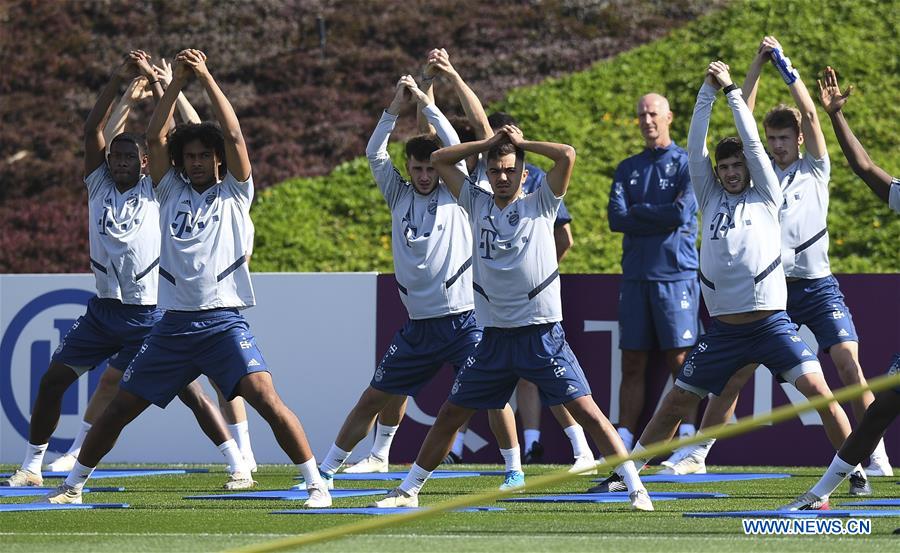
xmin=155 ymin=168 xmax=182 ymax=205
xmin=221 ymin=171 xmax=254 ymax=206
xmin=366 ymin=111 xmax=406 ymax=209
xmin=889 ymin=178 xmax=900 ymax=214
xmin=725 ymin=88 xmax=782 ymax=210
xmin=421 ymin=103 xmax=468 ymax=176
xmin=687 ymin=83 xmax=719 ymax=209
xmin=535 ymin=173 xmax=562 ymax=218
xmin=84 ymin=164 xmax=112 ymax=200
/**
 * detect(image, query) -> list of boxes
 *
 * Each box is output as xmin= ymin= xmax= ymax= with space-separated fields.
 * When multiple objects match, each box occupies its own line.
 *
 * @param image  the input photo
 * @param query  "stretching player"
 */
xmin=782 ymin=66 xmax=900 ymax=510
xmin=4 ymin=52 xmax=251 ymax=489
xmin=662 ymin=37 xmax=888 ymax=485
xmin=590 ymin=61 xmax=858 ymax=494
xmin=372 ymin=122 xmax=653 ymax=511
xmin=42 ymin=50 xmax=330 ymax=507
xmin=314 ymin=73 xmax=523 ymax=490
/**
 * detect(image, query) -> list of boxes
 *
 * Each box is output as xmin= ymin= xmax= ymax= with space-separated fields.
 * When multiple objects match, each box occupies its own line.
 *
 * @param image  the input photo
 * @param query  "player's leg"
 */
xmin=210 ymin=379 xmax=258 ymax=473
xmin=343 ymin=394 xmax=408 ymax=473
xmin=487 ymin=404 xmax=525 ymax=489
xmin=516 ymin=379 xmax=545 ymax=462
xmin=320 ymin=386 xmax=398 ymax=475
xmin=547 ymin=403 xmax=595 ymax=473
xmin=617 ymin=281 xmax=654 ymax=450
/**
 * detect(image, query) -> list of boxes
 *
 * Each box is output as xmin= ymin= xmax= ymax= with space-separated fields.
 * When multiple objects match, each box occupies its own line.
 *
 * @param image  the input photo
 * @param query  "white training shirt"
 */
xmin=687 ymin=84 xmax=787 ymax=317
xmin=776 ymin=153 xmax=831 ymax=279
xmin=890 ymin=178 xmax=900 ymax=214
xmin=366 ymin=104 xmax=474 ymax=320
xmin=458 ymin=175 xmax=563 ymax=328
xmin=155 ymin=168 xmax=255 ymax=311
xmin=85 ymin=164 xmax=160 ymax=305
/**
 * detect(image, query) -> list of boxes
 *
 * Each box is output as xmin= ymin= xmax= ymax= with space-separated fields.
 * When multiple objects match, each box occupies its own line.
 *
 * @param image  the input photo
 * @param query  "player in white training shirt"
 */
xmin=662 ymin=37 xmax=886 ymax=486
xmin=315 ymin=73 xmax=522 ymax=490
xmin=591 ymin=61 xmax=859 ymax=494
xmin=5 ymin=52 xmax=250 ymax=491
xmin=372 ymin=122 xmax=653 ymax=511
xmin=782 ymin=66 xmax=900 ymax=510
xmin=43 ymin=50 xmax=330 ymax=508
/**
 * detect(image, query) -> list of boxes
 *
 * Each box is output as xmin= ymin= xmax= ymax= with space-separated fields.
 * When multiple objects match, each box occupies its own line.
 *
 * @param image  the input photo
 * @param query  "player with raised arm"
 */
xmin=4 ymin=52 xmax=251 ymax=490
xmin=40 ymin=49 xmax=330 ymax=508
xmin=604 ymin=92 xmax=701 ymax=473
xmin=781 ymin=67 xmax=900 ymax=510
xmin=314 ymin=73 xmax=523 ymax=490
xmin=590 ymin=61 xmax=858 ymax=495
xmin=662 ymin=38 xmax=886 ymax=487
xmin=371 ymin=121 xmax=653 ymax=511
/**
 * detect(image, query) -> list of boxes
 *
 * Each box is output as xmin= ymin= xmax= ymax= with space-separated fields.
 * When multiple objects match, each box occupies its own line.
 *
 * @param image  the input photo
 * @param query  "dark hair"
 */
xmin=167 ymin=122 xmax=226 ymax=172
xmin=449 ymin=117 xmax=476 ymax=143
xmin=110 ymin=132 xmax=147 ymax=156
xmin=763 ymin=103 xmax=801 ymax=135
xmin=487 ymin=141 xmax=525 ymax=164
xmin=487 ymin=111 xmax=518 ymax=130
xmin=714 ymin=137 xmax=744 ymax=165
xmin=405 ymin=134 xmax=440 ymax=162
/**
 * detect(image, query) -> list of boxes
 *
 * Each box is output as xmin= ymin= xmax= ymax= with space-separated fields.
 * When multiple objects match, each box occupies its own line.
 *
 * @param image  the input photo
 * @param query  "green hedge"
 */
xmin=252 ymin=0 xmax=900 ymax=273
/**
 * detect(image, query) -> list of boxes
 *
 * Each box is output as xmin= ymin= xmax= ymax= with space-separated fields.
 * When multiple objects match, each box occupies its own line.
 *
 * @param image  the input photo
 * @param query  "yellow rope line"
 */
xmin=225 ymin=371 xmax=900 ymax=553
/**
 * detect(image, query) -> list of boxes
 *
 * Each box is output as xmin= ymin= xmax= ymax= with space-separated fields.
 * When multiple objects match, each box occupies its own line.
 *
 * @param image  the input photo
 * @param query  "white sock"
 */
xmin=870 ymin=439 xmax=890 ymax=464
xmin=21 ymin=442 xmax=48 ymax=474
xmin=678 ymin=423 xmax=696 ymax=437
xmin=810 ymin=454 xmax=855 ymax=498
xmin=631 ymin=442 xmax=649 ymax=469
xmin=227 ymin=421 xmax=255 ymax=464
xmin=398 ymin=463 xmax=433 ymax=495
xmin=693 ymin=438 xmax=716 ymax=461
xmin=64 ymin=420 xmax=92 ymax=457
xmin=319 ymin=444 xmax=351 ymax=475
xmin=500 ymin=446 xmax=522 ymax=473
xmin=64 ymin=461 xmax=95 ymax=491
xmin=451 ymin=432 xmax=465 ymax=457
xmin=297 ymin=458 xmax=323 ymax=486
xmin=218 ymin=439 xmax=247 ymax=475
xmin=523 ymin=429 xmax=541 ymax=450
xmin=614 ymin=460 xmax=645 ymax=493
xmin=617 ymin=427 xmax=634 ymax=451
xmin=563 ymin=424 xmax=591 ymax=459
xmin=371 ymin=422 xmax=399 ymax=461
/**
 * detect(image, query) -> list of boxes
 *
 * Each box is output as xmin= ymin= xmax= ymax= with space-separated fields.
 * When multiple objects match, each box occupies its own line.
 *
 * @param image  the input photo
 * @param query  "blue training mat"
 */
xmin=840 ymin=499 xmax=900 ymax=507
xmin=0 ymin=503 xmax=129 ymax=512
xmin=501 ymin=491 xmax=727 ymax=503
xmin=685 ymin=509 xmax=900 ymax=518
xmin=272 ymin=506 xmax=506 ymax=515
xmin=1 ymin=468 xmax=208 ymax=480
xmin=185 ymin=488 xmax=390 ymax=500
xmin=0 ymin=486 xmax=124 ymax=497
xmin=638 ymin=473 xmax=792 ymax=484
xmin=304 ymin=470 xmax=505 ymax=481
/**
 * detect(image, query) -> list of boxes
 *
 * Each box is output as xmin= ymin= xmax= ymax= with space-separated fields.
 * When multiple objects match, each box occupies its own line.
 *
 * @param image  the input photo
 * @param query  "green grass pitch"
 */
xmin=0 ymin=464 xmax=896 ymax=552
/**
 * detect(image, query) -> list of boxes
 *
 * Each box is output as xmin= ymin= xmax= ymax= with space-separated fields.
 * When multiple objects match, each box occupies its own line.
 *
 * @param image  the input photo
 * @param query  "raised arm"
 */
xmin=429 ymin=49 xmax=492 ymax=140
xmin=711 ymin=61 xmax=781 ymax=207
xmin=416 ymin=55 xmax=437 ymax=135
xmin=366 ymin=76 xmax=413 ymax=205
xmin=741 ymin=36 xmax=779 ymax=112
xmin=146 ymin=54 xmax=191 ymax=184
xmin=84 ymin=53 xmax=143 ymax=176
xmin=501 ymin=125 xmax=575 ymax=198
xmin=766 ymin=38 xmax=827 ymax=159
xmin=686 ymin=69 xmax=720 ymax=208
xmin=179 ymin=49 xmax=251 ymax=182
xmin=818 ymin=67 xmax=893 ymax=202
xmin=102 ymin=77 xmax=151 ymax=147
xmin=432 ymin=133 xmax=505 ymax=199
xmin=154 ymin=58 xmax=201 ymax=124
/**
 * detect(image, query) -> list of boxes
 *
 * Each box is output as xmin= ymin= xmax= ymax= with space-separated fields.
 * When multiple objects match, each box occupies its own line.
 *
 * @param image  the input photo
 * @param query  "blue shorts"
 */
xmin=120 ymin=309 xmax=268 ymax=408
xmin=787 ymin=275 xmax=858 ymax=351
xmin=618 ymin=279 xmax=700 ymax=351
xmin=52 ymin=296 xmax=162 ymax=373
xmin=449 ymin=322 xmax=591 ymax=409
xmin=675 ymin=311 xmax=821 ymax=397
xmin=371 ymin=310 xmax=482 ymax=396
xmin=888 ymin=354 xmax=900 ymax=394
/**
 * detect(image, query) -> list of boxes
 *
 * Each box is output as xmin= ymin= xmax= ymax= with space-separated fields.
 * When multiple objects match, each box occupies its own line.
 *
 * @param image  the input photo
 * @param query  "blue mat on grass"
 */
xmin=638 ymin=473 xmax=792 ymax=484
xmin=685 ymin=509 xmax=900 ymax=518
xmin=841 ymin=499 xmax=900 ymax=507
xmin=0 ymin=486 xmax=124 ymax=497
xmin=1 ymin=468 xmax=208 ymax=480
xmin=272 ymin=506 xmax=506 ymax=515
xmin=502 ymin=491 xmax=727 ymax=503
xmin=0 ymin=503 xmax=129 ymax=512
xmin=185 ymin=489 xmax=390 ymax=500
xmin=302 ymin=470 xmax=505 ymax=481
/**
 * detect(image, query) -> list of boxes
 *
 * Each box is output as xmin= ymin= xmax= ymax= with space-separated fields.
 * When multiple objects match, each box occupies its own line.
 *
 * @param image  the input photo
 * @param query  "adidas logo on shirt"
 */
xmin=566 ymin=384 xmax=579 ymax=395
xmin=837 ymin=329 xmax=849 ymax=337
xmin=682 ymin=329 xmax=693 ymax=340
xmin=801 ymin=349 xmax=812 ymax=357
xmin=247 ymin=359 xmax=261 ymax=367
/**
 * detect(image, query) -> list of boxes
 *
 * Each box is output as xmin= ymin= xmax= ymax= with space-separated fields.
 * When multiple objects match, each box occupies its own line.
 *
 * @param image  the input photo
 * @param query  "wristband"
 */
xmin=770 ymin=48 xmax=799 ymax=85
xmin=722 ymin=83 xmax=738 ymax=95
xmin=148 ymin=79 xmax=160 ymax=85
xmin=420 ymin=75 xmax=435 ymax=84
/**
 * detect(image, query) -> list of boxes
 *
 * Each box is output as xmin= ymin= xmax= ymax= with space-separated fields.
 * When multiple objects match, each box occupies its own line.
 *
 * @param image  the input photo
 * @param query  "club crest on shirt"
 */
xmin=665 ymin=162 xmax=677 ymax=177
xmin=508 ymin=211 xmax=520 ymax=225
xmin=205 ymin=193 xmax=216 ymax=205
xmin=629 ymin=170 xmax=639 ymax=186
xmin=126 ymin=195 xmax=138 ymax=207
xmin=427 ymin=197 xmax=438 ymax=215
